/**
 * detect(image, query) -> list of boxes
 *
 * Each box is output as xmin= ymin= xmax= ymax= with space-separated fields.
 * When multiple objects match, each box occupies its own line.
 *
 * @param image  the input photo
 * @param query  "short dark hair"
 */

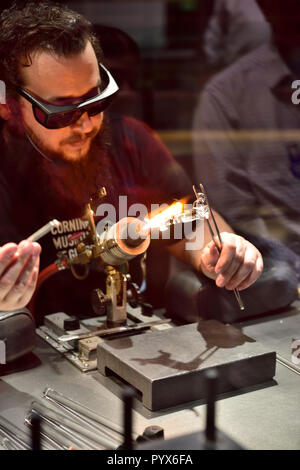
xmin=0 ymin=1 xmax=103 ymax=96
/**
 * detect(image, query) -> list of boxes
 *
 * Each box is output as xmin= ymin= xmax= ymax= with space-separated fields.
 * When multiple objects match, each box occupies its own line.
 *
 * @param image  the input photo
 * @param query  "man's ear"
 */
xmin=0 ymin=103 xmax=11 ymax=120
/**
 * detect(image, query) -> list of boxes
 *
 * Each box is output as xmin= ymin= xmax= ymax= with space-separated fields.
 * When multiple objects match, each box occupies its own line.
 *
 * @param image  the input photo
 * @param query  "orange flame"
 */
xmin=144 ymin=201 xmax=185 ymax=230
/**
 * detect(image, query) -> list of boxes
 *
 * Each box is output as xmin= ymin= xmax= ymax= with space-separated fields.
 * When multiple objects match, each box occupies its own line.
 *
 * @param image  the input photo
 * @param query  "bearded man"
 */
xmin=0 ymin=1 xmax=263 ymax=325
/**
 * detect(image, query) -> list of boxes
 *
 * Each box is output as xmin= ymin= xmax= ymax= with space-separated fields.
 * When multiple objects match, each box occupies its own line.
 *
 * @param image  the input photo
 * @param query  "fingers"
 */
xmin=200 ymin=232 xmax=264 ymax=291
xmin=221 ymin=246 xmax=259 ymax=290
xmin=234 ymin=255 xmax=264 ymax=291
xmin=201 ymin=242 xmax=220 ymax=269
xmin=5 ymin=256 xmax=40 ymax=308
xmin=0 ymin=243 xmax=18 ymax=277
xmin=215 ymin=235 xmax=263 ymax=290
xmin=0 ymin=241 xmax=37 ymax=293
xmin=199 ymin=242 xmax=220 ymax=278
xmin=215 ymin=235 xmax=246 ymax=287
xmin=0 ymin=241 xmax=41 ymax=310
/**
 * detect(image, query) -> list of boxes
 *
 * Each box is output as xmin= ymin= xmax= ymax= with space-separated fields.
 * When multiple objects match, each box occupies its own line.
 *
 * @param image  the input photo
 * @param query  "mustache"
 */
xmin=60 ymin=128 xmax=98 ymax=145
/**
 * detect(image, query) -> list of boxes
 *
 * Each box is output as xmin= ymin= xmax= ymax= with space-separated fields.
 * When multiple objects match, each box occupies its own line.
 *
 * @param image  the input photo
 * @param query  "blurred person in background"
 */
xmin=203 ymin=0 xmax=271 ymax=67
xmin=192 ymin=0 xmax=300 ymax=315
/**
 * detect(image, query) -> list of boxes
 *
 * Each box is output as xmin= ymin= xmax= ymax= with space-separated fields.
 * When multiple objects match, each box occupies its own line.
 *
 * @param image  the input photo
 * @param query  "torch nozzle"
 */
xmin=120 ymin=220 xmax=149 ymax=247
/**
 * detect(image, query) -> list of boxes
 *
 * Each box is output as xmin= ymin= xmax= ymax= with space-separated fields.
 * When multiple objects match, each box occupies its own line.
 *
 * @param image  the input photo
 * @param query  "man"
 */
xmin=193 ymin=0 xmax=300 ymax=279
xmin=0 ymin=1 xmax=262 ymax=322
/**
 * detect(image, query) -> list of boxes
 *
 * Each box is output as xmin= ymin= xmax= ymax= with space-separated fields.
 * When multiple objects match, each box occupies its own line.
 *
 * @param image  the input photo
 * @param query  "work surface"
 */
xmin=0 ymin=302 xmax=300 ymax=450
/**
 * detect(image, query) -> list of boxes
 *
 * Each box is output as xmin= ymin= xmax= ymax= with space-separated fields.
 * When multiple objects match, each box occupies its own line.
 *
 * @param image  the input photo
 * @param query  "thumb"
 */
xmin=200 ymin=241 xmax=220 ymax=275
xmin=206 ymin=242 xmax=220 ymax=267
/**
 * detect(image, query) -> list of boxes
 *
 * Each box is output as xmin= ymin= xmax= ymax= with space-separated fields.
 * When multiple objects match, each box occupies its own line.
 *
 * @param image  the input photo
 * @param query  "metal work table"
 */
xmin=0 ymin=302 xmax=300 ymax=450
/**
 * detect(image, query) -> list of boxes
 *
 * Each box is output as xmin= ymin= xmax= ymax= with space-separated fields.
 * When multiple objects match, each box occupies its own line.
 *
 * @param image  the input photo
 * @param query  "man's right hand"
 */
xmin=0 ymin=241 xmax=41 ymax=311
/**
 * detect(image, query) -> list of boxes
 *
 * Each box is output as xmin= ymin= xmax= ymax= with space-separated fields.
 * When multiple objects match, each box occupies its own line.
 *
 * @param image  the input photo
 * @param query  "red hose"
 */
xmin=28 ymin=262 xmax=68 ymax=317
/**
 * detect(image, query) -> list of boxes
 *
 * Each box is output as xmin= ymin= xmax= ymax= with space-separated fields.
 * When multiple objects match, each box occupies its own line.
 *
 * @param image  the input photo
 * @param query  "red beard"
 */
xmin=3 ymin=114 xmax=118 ymax=221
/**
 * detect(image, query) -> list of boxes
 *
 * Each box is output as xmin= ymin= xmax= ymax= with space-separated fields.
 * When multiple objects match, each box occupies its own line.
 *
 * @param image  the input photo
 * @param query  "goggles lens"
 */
xmin=33 ymin=95 xmax=114 ymax=129
xmin=19 ymin=63 xmax=118 ymax=129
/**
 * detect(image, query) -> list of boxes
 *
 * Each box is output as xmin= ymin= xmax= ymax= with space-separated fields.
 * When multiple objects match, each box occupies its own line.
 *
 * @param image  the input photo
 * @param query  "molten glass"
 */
xmin=143 ymin=201 xmax=184 ymax=230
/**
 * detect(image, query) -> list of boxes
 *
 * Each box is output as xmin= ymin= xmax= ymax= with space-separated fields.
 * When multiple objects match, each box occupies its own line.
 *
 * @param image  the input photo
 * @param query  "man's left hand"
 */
xmin=199 ymin=232 xmax=263 ymax=290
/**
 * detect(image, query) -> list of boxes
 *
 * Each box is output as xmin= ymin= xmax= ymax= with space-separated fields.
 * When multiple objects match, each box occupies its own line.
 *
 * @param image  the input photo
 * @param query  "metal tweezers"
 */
xmin=193 ymin=184 xmax=245 ymax=311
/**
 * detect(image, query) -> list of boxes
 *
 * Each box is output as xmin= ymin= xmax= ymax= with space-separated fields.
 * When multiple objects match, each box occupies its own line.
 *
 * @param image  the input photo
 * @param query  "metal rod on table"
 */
xmin=43 ymin=389 xmax=152 ymax=446
xmin=58 ymin=319 xmax=171 ymax=343
xmin=0 ymin=432 xmax=26 ymax=450
xmin=0 ymin=436 xmax=21 ymax=450
xmin=0 ymin=422 xmax=31 ymax=450
xmin=43 ymin=394 xmax=123 ymax=446
xmin=37 ymin=430 xmax=65 ymax=450
xmin=29 ymin=407 xmax=100 ymax=450
xmin=31 ymin=401 xmax=115 ymax=449
xmin=25 ymin=413 xmax=80 ymax=450
xmin=195 ymin=184 xmax=244 ymax=311
xmin=43 ymin=387 xmax=138 ymax=440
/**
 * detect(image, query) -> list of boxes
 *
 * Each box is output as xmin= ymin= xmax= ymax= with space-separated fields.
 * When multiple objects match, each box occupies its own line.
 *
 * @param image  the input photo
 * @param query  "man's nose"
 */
xmin=72 ymin=111 xmax=93 ymax=133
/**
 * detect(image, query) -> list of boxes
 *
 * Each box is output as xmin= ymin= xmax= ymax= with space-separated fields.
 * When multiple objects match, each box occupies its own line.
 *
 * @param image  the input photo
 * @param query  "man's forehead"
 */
xmin=20 ymin=42 xmax=101 ymax=101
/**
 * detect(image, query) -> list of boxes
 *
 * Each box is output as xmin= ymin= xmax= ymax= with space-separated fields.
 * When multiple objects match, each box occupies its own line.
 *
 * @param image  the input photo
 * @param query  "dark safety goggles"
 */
xmin=18 ymin=63 xmax=119 ymax=129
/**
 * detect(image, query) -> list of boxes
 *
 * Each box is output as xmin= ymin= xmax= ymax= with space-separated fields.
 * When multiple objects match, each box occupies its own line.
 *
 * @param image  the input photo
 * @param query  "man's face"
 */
xmin=17 ymin=41 xmax=103 ymax=162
